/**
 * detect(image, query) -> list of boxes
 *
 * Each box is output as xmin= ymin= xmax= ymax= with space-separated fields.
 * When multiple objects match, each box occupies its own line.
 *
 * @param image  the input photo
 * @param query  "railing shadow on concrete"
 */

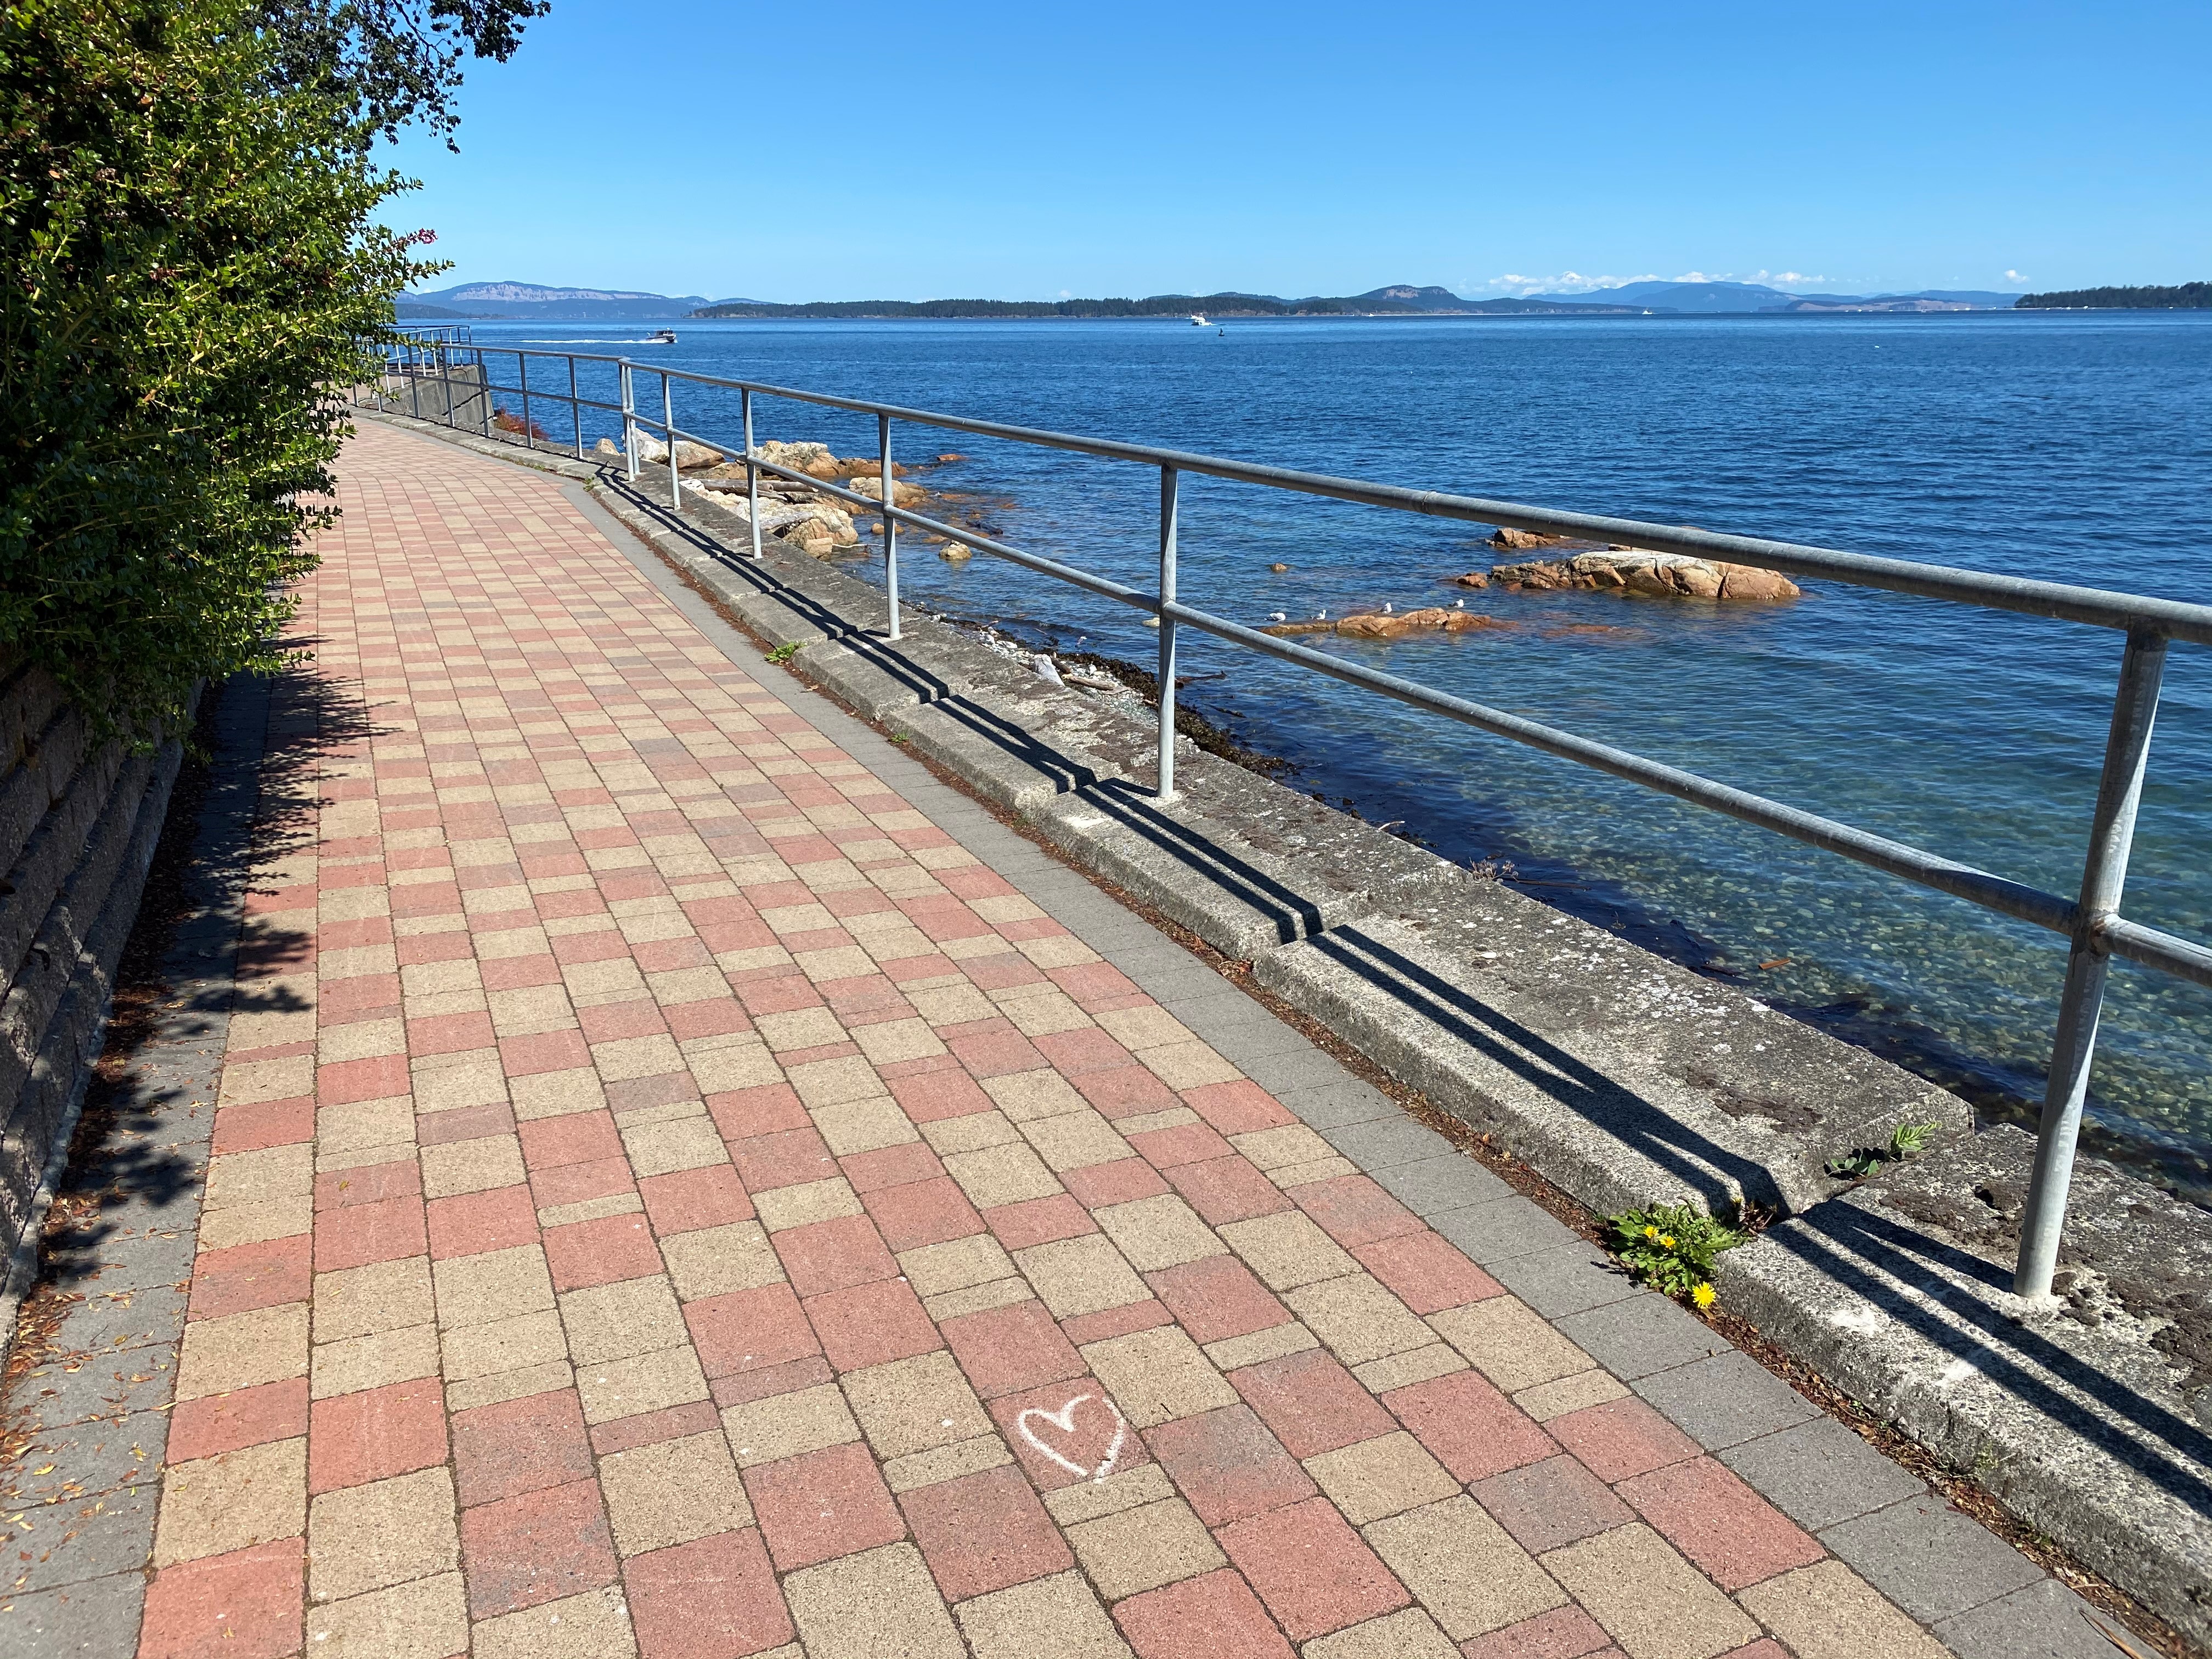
xmin=596 ymin=472 xmax=1116 ymax=802
xmin=1309 ymin=924 xmax=1792 ymax=1211
xmin=1778 ymin=1201 xmax=2212 ymax=1513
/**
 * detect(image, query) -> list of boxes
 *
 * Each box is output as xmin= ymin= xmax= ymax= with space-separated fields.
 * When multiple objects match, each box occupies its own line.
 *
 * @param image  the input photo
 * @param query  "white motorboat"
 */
xmin=1189 ymin=313 xmax=1206 ymax=326
xmin=648 ymin=328 xmax=677 ymax=344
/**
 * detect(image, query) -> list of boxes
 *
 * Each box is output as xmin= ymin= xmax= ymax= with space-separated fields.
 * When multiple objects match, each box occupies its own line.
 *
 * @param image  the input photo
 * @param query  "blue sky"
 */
xmin=392 ymin=0 xmax=2210 ymax=302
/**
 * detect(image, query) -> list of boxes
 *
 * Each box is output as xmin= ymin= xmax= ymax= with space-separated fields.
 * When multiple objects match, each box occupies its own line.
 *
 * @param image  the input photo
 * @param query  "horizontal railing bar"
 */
xmin=2100 ymin=916 xmax=2212 ymax=990
xmin=404 ymin=366 xmax=2212 ymax=992
xmin=1157 ymin=598 xmax=2087 ymax=934
xmin=694 ymin=442 xmax=1188 ymax=611
xmin=567 ymin=359 xmax=2212 ymax=647
xmin=384 ymin=345 xmax=635 ymax=370
xmin=715 ymin=441 xmax=2089 ymax=939
xmin=417 ymin=376 xmax=623 ymax=417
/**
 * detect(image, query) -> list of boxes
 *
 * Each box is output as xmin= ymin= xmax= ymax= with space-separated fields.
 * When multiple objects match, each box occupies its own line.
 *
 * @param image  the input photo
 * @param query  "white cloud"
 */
xmin=1485 ymin=270 xmax=1660 ymax=295
xmin=1486 ymin=266 xmax=1844 ymax=296
xmin=2005 ymin=270 xmax=2027 ymax=284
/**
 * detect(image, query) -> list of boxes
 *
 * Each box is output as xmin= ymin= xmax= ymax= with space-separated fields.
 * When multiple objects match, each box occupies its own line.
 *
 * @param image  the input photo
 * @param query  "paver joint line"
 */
xmin=3 ymin=417 xmax=2095 ymax=1659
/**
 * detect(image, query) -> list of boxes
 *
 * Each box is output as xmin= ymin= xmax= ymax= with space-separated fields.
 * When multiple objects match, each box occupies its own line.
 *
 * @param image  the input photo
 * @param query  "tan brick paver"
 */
xmin=128 ymin=421 xmax=1953 ymax=1656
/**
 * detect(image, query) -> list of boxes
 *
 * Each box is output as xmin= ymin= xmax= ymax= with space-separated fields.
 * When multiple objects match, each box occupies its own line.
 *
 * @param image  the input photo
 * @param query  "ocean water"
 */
xmin=459 ymin=314 xmax=2212 ymax=1195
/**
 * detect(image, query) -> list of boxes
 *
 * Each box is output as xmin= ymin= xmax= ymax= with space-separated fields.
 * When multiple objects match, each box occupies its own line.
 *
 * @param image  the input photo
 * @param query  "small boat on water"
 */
xmin=648 ymin=329 xmax=677 ymax=344
xmin=1189 ymin=313 xmax=1206 ymax=326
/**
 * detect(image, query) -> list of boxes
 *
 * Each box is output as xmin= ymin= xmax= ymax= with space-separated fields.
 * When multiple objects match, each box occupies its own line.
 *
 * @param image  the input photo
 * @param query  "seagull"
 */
xmin=1268 ymin=611 xmax=1288 ymax=623
xmin=1315 ymin=609 xmax=1328 ymax=620
xmin=1382 ymin=602 xmax=1394 ymax=614
xmin=1453 ymin=598 xmax=1465 ymax=608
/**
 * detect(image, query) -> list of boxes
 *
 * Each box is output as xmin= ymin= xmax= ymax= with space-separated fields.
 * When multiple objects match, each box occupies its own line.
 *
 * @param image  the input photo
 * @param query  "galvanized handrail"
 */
xmin=354 ymin=332 xmax=2212 ymax=1299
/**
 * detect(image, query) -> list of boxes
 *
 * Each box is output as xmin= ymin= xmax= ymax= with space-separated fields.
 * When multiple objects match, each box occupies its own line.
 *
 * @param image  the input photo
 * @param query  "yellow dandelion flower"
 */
xmin=1692 ymin=1282 xmax=1716 ymax=1309
xmin=1643 ymin=1226 xmax=1658 ymax=1240
xmin=1658 ymin=1234 xmax=1676 ymax=1249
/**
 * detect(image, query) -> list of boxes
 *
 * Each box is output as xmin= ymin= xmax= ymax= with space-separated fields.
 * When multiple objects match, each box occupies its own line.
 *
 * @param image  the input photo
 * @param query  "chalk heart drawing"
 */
xmin=1017 ymin=1392 xmax=1128 ymax=1483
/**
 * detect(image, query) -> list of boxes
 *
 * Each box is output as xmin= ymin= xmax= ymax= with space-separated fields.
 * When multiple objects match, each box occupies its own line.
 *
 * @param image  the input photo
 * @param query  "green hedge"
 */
xmin=0 ymin=1 xmax=427 ymax=737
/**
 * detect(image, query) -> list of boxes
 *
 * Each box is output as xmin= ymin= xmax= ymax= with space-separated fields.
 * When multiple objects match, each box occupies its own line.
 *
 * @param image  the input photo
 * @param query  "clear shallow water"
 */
xmin=464 ymin=314 xmax=2212 ymax=1194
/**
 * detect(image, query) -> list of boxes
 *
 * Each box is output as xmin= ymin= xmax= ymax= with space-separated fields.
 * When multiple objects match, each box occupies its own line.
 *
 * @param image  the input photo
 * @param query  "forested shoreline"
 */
xmin=2015 ymin=282 xmax=2211 ymax=309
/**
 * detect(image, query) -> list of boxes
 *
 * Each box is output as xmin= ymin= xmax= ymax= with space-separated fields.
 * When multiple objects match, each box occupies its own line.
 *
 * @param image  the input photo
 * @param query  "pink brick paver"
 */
xmin=128 ymin=421 xmax=1957 ymax=1657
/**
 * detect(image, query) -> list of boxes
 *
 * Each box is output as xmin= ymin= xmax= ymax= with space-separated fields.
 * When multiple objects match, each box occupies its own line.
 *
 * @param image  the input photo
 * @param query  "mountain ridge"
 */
xmin=687 ymin=287 xmax=1648 ymax=320
xmin=1528 ymin=279 xmax=2022 ymax=312
xmin=398 ymin=281 xmax=730 ymax=319
xmin=396 ymin=277 xmax=2044 ymax=323
xmin=395 ymin=279 xmax=1651 ymax=322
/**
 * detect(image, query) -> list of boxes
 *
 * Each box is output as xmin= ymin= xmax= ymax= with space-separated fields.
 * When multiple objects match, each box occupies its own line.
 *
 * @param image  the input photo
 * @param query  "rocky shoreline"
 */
xmin=601 ymin=434 xmax=990 ymax=558
xmin=1263 ymin=530 xmax=1802 ymax=641
xmin=1486 ymin=546 xmax=1803 ymax=601
xmin=609 ymin=436 xmax=1807 ymax=646
xmin=612 ymin=427 xmax=2211 ymax=1204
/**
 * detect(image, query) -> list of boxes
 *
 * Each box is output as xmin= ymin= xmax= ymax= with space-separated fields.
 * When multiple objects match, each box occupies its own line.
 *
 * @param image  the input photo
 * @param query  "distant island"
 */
xmin=690 ymin=286 xmax=1646 ymax=320
xmin=2013 ymin=283 xmax=2210 ymax=309
xmin=394 ymin=280 xmax=1642 ymax=322
xmin=690 ymin=280 xmax=2035 ymax=320
xmin=392 ymin=276 xmax=2212 ymax=323
xmin=398 ymin=281 xmax=718 ymax=320
xmin=1521 ymin=279 xmax=2025 ymax=313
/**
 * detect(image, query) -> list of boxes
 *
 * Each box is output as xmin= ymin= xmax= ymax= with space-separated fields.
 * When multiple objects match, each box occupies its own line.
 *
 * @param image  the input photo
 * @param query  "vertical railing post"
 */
xmin=408 ymin=340 xmax=421 ymax=420
xmin=879 ymin=413 xmax=900 ymax=640
xmin=518 ymin=352 xmax=533 ymax=449
xmin=620 ymin=362 xmax=638 ymax=482
xmin=570 ymin=356 xmax=584 ymax=459
xmin=664 ymin=374 xmax=682 ymax=511
xmin=743 ymin=388 xmax=763 ymax=560
xmin=2015 ymin=628 xmax=2169 ymax=1300
xmin=477 ymin=348 xmax=491 ymax=437
xmin=1156 ymin=465 xmax=1180 ymax=800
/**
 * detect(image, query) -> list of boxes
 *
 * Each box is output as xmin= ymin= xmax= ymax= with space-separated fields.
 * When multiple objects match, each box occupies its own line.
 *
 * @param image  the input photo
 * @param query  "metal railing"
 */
xmin=392 ymin=321 xmax=476 ymax=349
xmin=354 ymin=332 xmax=2212 ymax=1299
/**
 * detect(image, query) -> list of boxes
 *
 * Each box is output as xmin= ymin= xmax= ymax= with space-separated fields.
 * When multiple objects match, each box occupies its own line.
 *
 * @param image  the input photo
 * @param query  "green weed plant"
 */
xmin=1605 ymin=1203 xmax=1742 ymax=1307
xmin=1824 ymin=1119 xmax=1943 ymax=1182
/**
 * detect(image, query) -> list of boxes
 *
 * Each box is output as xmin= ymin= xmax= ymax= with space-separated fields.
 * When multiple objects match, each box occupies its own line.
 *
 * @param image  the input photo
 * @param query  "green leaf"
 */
xmin=1602 ymin=1203 xmax=1743 ymax=1299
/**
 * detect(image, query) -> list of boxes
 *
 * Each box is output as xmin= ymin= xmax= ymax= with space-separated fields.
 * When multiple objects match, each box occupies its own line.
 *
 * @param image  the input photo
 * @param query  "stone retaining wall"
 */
xmin=0 ymin=662 xmax=187 ymax=1288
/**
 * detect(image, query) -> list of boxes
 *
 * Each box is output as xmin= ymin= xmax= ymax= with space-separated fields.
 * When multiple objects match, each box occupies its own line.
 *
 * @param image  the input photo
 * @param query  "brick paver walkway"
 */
xmin=31 ymin=424 xmax=1974 ymax=1657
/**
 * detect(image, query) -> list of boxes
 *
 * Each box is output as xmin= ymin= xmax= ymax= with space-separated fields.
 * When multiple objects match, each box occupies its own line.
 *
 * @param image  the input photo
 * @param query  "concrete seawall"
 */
xmin=361 ymin=407 xmax=2212 ymax=1649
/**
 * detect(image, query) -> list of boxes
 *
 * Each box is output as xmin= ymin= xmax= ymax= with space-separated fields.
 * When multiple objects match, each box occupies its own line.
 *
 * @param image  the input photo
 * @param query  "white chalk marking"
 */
xmin=1017 ymin=1392 xmax=1128 ymax=1482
